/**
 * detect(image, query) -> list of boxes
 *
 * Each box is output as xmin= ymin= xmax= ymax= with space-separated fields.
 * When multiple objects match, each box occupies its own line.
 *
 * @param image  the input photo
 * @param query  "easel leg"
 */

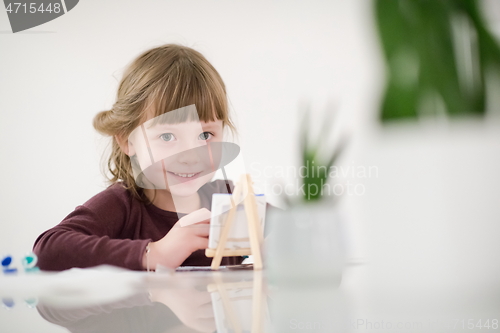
xmin=251 ymin=270 xmax=264 ymax=333
xmin=211 ymin=181 xmax=242 ymax=270
xmin=243 ymin=174 xmax=263 ymax=270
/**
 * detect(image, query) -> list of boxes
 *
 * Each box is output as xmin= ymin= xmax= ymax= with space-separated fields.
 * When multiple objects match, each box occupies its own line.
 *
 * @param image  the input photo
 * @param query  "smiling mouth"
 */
xmin=167 ymin=171 xmax=203 ymax=179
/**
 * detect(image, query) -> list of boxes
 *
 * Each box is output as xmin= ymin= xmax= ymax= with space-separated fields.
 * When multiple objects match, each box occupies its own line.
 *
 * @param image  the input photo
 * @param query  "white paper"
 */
xmin=208 ymin=194 xmax=266 ymax=250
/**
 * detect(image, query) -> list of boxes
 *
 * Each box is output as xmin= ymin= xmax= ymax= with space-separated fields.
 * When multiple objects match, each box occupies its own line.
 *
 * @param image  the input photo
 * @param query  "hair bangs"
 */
xmin=145 ymin=57 xmax=228 ymax=127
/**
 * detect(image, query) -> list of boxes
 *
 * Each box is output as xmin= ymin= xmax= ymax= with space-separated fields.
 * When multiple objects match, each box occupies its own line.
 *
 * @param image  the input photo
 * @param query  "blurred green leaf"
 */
xmin=299 ymin=106 xmax=349 ymax=202
xmin=375 ymin=0 xmax=500 ymax=121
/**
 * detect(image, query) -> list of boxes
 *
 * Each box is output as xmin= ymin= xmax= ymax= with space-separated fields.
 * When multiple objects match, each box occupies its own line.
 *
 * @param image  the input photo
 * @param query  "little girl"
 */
xmin=33 ymin=44 xmax=243 ymax=271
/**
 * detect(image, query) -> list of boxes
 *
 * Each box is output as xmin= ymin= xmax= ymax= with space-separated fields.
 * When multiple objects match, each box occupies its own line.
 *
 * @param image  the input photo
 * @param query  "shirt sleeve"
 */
xmin=33 ymin=187 xmax=150 ymax=271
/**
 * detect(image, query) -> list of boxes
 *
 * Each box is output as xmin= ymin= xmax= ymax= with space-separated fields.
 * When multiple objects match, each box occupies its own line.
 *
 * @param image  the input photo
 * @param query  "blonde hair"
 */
xmin=93 ymin=44 xmax=235 ymax=201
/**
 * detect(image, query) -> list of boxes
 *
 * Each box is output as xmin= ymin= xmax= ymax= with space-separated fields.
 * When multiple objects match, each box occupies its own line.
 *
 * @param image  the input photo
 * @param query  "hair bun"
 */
xmin=93 ymin=109 xmax=115 ymax=136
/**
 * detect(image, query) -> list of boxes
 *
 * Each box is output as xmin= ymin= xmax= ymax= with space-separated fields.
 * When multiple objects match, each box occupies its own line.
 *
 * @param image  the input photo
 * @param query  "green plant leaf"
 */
xmin=375 ymin=0 xmax=500 ymax=121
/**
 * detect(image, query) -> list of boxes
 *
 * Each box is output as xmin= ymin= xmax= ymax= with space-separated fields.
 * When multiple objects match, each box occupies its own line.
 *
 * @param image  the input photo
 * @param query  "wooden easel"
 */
xmin=205 ymin=174 xmax=264 ymax=270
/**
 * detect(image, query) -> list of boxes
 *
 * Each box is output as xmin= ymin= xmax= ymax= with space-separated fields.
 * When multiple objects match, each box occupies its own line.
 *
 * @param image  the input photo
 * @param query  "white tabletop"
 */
xmin=1 ymin=263 xmax=499 ymax=333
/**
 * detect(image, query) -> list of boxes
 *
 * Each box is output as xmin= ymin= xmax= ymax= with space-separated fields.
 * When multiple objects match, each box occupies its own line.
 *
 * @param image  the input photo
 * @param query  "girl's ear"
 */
xmin=115 ymin=134 xmax=136 ymax=156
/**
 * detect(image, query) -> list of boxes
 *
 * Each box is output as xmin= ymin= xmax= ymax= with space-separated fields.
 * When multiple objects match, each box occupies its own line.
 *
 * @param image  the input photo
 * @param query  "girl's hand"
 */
xmin=143 ymin=216 xmax=210 ymax=270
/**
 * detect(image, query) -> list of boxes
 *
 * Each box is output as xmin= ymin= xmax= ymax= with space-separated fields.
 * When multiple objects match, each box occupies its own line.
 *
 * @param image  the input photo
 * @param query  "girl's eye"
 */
xmin=199 ymin=132 xmax=213 ymax=140
xmin=159 ymin=133 xmax=175 ymax=142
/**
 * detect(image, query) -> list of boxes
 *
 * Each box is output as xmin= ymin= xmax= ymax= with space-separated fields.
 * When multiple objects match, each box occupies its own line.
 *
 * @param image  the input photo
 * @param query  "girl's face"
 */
xmin=126 ymin=110 xmax=224 ymax=198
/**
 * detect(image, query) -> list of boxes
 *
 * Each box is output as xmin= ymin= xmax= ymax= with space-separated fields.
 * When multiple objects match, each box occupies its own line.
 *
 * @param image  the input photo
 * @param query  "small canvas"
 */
xmin=208 ymin=193 xmax=266 ymax=250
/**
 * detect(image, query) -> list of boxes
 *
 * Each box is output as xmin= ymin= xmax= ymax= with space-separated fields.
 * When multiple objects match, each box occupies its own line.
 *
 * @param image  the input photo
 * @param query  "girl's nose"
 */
xmin=176 ymin=145 xmax=203 ymax=165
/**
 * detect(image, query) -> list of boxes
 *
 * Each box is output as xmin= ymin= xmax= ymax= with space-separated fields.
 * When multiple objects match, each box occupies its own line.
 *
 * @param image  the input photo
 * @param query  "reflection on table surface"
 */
xmin=1 ymin=264 xmax=499 ymax=332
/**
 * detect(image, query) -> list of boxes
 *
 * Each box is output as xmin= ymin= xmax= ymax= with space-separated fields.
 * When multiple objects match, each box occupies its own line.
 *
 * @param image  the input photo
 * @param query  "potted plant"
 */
xmin=264 ymin=105 xmax=350 ymax=285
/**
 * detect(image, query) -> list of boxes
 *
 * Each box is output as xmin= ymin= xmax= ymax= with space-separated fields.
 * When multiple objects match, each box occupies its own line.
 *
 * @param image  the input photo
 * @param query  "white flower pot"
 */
xmin=263 ymin=203 xmax=345 ymax=286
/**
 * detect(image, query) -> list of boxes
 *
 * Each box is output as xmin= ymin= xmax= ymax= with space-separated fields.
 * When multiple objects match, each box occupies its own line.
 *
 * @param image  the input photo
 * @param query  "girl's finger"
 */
xmin=179 ymin=208 xmax=212 ymax=227
xmin=193 ymin=237 xmax=209 ymax=250
xmin=197 ymin=302 xmax=215 ymax=318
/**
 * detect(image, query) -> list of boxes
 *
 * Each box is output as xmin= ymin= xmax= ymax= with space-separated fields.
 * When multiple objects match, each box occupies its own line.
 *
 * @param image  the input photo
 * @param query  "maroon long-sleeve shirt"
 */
xmin=33 ymin=180 xmax=242 ymax=271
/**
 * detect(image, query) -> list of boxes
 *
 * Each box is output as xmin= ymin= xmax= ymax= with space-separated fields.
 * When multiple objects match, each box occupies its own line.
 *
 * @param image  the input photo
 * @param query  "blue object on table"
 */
xmin=22 ymin=253 xmax=40 ymax=273
xmin=2 ymin=297 xmax=15 ymax=309
xmin=24 ymin=298 xmax=38 ymax=308
xmin=1 ymin=255 xmax=18 ymax=274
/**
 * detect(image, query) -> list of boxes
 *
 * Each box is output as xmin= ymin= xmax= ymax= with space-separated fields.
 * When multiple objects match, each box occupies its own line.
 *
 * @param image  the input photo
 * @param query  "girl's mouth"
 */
xmin=167 ymin=171 xmax=203 ymax=182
